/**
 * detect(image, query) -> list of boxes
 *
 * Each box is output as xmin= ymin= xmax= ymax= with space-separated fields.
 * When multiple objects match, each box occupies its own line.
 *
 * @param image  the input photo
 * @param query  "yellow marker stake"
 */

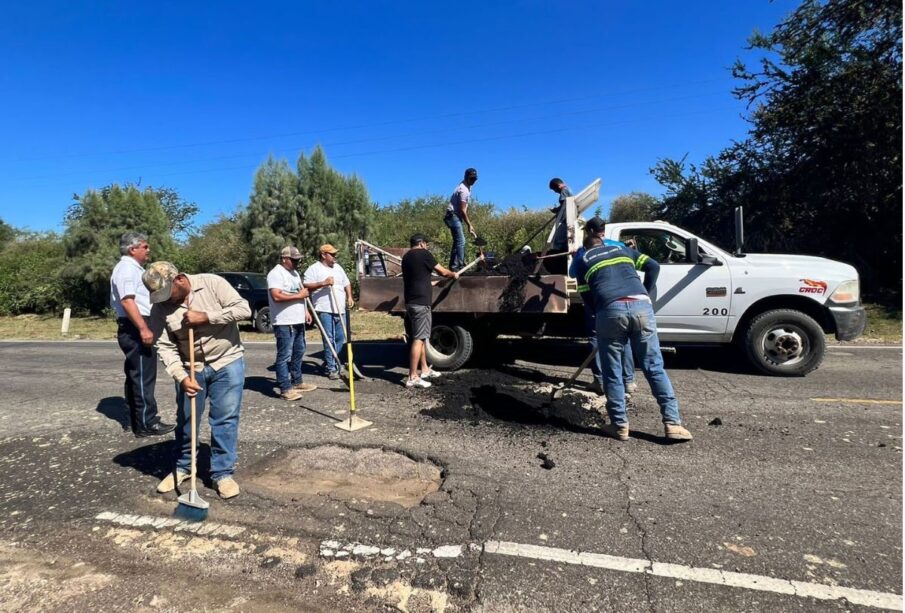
xmin=328 ymin=290 xmax=371 ymax=432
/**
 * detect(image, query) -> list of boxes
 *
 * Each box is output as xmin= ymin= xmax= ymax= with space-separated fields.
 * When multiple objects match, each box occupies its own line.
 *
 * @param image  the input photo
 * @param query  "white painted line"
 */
xmin=95 ymin=511 xmax=245 ymax=537
xmin=484 ymin=541 xmax=902 ymax=611
xmin=319 ymin=539 xmax=463 ymax=562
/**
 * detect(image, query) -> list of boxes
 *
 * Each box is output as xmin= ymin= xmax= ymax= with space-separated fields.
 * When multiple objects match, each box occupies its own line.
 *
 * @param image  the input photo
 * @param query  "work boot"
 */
xmin=292 ymin=382 xmax=318 ymax=393
xmin=280 ymin=389 xmax=303 ymax=401
xmin=624 ymin=381 xmax=638 ymax=395
xmin=157 ymin=470 xmax=190 ymax=494
xmin=588 ymin=379 xmax=603 ymax=395
xmin=215 ymin=477 xmax=240 ymax=499
xmin=665 ymin=423 xmax=693 ymax=441
xmin=327 ymin=371 xmax=341 ymax=381
xmin=601 ymin=423 xmax=630 ymax=441
xmin=134 ymin=421 xmax=176 ymax=438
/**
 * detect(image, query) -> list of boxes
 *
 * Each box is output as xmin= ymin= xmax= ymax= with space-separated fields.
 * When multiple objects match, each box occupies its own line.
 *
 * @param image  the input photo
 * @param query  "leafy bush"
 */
xmin=0 ymin=237 xmax=65 ymax=315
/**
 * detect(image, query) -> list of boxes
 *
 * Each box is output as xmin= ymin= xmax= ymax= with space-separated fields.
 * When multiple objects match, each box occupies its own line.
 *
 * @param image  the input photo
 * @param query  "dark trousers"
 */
xmin=117 ymin=317 xmax=161 ymax=432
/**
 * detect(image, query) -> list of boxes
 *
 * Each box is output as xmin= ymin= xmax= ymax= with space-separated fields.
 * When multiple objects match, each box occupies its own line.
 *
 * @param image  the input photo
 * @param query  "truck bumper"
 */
xmin=828 ymin=304 xmax=867 ymax=341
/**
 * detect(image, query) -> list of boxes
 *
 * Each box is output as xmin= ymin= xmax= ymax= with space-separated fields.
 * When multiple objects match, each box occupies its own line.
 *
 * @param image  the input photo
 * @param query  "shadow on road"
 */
xmin=112 ymin=440 xmax=210 ymax=481
xmin=96 ymin=396 xmax=130 ymax=431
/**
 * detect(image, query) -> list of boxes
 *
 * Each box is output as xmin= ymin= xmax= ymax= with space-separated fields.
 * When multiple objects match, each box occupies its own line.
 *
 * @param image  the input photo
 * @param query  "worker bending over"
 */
xmin=573 ymin=217 xmax=692 ymax=442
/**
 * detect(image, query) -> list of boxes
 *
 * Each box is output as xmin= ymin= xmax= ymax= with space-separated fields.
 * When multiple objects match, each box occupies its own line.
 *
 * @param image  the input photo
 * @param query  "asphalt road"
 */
xmin=0 ymin=339 xmax=901 ymax=612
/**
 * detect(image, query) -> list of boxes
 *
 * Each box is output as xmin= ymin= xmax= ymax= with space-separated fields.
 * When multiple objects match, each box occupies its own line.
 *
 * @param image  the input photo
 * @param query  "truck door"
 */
xmin=615 ymin=227 xmax=732 ymax=342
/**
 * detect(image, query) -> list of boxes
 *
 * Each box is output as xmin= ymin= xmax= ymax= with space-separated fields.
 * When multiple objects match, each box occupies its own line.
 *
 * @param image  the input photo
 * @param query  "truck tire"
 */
xmin=743 ymin=309 xmax=825 ymax=376
xmin=426 ymin=324 xmax=474 ymax=371
xmin=254 ymin=306 xmax=272 ymax=333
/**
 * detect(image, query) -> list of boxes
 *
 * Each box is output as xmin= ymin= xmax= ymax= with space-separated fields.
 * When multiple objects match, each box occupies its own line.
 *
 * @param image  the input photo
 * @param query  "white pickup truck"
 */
xmin=357 ymin=180 xmax=867 ymax=377
xmin=599 ymin=219 xmax=866 ymax=376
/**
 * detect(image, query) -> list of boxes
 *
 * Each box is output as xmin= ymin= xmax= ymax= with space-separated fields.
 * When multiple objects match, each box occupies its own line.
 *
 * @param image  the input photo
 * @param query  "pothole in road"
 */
xmin=245 ymin=446 xmax=443 ymax=508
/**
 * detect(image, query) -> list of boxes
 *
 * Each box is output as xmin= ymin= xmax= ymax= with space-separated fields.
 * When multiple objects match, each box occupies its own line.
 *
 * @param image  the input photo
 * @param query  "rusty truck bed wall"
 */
xmin=358 ymin=275 xmax=570 ymax=314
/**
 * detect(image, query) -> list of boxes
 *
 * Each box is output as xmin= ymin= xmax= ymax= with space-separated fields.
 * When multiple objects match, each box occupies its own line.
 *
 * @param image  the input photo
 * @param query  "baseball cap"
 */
xmin=585 ymin=216 xmax=606 ymax=234
xmin=319 ymin=243 xmax=339 ymax=255
xmin=280 ymin=245 xmax=302 ymax=260
xmin=409 ymin=233 xmax=429 ymax=247
xmin=142 ymin=261 xmax=180 ymax=304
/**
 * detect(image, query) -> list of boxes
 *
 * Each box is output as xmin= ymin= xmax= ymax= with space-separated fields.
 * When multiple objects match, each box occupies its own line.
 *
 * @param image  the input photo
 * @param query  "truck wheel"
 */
xmin=426 ymin=324 xmax=474 ymax=371
xmin=254 ymin=307 xmax=272 ymax=333
xmin=743 ymin=309 xmax=825 ymax=376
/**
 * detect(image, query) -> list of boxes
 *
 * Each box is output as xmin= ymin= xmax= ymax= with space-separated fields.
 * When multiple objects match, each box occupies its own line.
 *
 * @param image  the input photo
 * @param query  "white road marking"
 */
xmin=484 ymin=541 xmax=902 ymax=611
xmin=95 ymin=511 xmax=245 ymax=537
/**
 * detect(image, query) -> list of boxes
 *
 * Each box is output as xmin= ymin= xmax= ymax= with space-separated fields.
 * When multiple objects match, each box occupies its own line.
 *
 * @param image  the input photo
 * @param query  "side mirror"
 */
xmin=686 ymin=238 xmax=701 ymax=264
xmin=236 ymin=283 xmax=248 ymax=290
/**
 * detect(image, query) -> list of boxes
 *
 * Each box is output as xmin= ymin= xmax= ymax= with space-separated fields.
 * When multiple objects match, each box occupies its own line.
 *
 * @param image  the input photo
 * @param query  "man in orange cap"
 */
xmin=303 ymin=244 xmax=354 ymax=380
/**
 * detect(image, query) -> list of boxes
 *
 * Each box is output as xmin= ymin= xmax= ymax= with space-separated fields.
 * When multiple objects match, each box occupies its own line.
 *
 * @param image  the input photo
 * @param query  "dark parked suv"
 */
xmin=215 ymin=272 xmax=272 ymax=332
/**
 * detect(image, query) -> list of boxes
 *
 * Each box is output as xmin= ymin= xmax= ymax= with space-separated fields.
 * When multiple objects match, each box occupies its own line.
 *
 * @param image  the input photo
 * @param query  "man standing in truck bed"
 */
xmin=574 ymin=217 xmax=692 ymax=442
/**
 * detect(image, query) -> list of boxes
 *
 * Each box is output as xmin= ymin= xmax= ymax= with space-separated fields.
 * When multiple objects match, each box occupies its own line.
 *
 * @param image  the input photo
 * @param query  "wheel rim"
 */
xmin=760 ymin=324 xmax=809 ymax=366
xmin=430 ymin=325 xmax=458 ymax=357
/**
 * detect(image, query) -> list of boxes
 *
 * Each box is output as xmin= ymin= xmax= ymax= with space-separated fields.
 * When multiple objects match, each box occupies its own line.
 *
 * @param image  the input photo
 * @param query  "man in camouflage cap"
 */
xmin=143 ymin=261 xmax=252 ymax=499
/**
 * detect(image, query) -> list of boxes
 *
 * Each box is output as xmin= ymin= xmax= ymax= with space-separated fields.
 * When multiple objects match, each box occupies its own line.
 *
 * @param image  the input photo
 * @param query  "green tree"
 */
xmin=177 ymin=214 xmax=251 ymax=273
xmin=242 ymin=146 xmax=374 ymax=271
xmin=156 ymin=187 xmax=200 ymax=241
xmin=607 ymin=192 xmax=658 ymax=223
xmin=0 ymin=219 xmax=15 ymax=251
xmin=61 ymin=184 xmax=178 ymax=314
xmin=654 ymin=0 xmax=901 ymax=294
xmin=0 ymin=235 xmax=65 ymax=315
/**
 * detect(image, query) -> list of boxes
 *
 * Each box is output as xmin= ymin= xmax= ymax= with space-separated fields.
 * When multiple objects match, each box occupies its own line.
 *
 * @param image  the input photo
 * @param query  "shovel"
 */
xmin=327 ymin=290 xmax=372 ymax=432
xmin=174 ymin=327 xmax=209 ymax=521
xmin=550 ymin=349 xmax=597 ymax=401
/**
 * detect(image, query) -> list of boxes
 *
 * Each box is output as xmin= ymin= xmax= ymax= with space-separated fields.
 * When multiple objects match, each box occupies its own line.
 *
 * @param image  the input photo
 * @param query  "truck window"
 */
xmin=619 ymin=229 xmax=689 ymax=264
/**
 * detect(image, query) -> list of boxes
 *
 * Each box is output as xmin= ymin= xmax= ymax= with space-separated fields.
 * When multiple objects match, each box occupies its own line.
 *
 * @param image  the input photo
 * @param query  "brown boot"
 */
xmin=292 ymin=382 xmax=318 ymax=392
xmin=665 ymin=423 xmax=693 ymax=441
xmin=601 ymin=423 xmax=630 ymax=441
xmin=156 ymin=470 xmax=190 ymax=494
xmin=215 ymin=477 xmax=240 ymax=499
xmin=280 ymin=389 xmax=303 ymax=401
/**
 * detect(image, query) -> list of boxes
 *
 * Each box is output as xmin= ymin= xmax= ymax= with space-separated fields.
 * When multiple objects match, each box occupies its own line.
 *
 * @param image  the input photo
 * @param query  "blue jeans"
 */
xmin=583 ymin=304 xmax=634 ymax=386
xmin=444 ymin=211 xmax=466 ymax=271
xmin=317 ymin=312 xmax=346 ymax=373
xmin=174 ymin=357 xmax=245 ymax=482
xmin=596 ymin=300 xmax=681 ymax=427
xmin=273 ymin=323 xmax=307 ymax=393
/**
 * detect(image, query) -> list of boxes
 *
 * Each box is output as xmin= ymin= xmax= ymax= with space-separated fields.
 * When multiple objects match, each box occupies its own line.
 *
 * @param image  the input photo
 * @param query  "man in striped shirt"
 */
xmin=573 ymin=217 xmax=692 ymax=442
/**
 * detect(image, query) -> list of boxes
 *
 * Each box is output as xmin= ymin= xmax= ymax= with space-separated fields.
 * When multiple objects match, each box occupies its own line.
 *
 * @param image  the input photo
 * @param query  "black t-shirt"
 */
xmin=402 ymin=248 xmax=438 ymax=306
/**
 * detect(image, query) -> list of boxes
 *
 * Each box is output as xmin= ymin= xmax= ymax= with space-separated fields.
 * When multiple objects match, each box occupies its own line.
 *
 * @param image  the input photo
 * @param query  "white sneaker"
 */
xmin=405 ymin=377 xmax=432 ymax=389
xmin=625 ymin=381 xmax=638 ymax=394
xmin=421 ymin=369 xmax=442 ymax=379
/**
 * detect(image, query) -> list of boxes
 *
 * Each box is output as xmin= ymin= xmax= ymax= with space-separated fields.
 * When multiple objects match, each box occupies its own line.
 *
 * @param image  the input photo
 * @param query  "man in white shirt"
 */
xmin=109 ymin=231 xmax=174 ymax=437
xmin=267 ymin=246 xmax=317 ymax=400
xmin=303 ymin=243 xmax=353 ymax=380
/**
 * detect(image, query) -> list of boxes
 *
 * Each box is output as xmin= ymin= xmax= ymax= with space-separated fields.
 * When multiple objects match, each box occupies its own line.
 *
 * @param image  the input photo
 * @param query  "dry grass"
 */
xmin=0 ymin=305 xmax=898 ymax=343
xmin=0 ymin=311 xmax=405 ymax=342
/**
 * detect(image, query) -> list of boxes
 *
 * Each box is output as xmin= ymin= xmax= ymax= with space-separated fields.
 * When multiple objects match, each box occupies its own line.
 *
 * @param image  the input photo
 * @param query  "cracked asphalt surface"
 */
xmin=0 ymin=339 xmax=901 ymax=612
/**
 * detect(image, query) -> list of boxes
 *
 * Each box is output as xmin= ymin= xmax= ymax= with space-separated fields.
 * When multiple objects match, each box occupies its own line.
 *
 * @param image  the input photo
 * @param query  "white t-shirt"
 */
xmin=110 ymin=256 xmax=151 ymax=317
xmin=266 ymin=264 xmax=307 ymax=325
xmin=303 ymin=260 xmax=350 ymax=314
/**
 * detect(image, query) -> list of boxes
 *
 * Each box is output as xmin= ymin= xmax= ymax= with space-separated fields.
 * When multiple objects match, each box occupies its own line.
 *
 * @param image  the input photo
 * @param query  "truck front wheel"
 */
xmin=254 ymin=306 xmax=272 ymax=333
xmin=743 ymin=309 xmax=826 ymax=376
xmin=426 ymin=324 xmax=474 ymax=371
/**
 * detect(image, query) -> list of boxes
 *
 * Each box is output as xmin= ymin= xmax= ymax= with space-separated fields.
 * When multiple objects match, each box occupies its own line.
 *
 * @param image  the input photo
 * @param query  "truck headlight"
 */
xmin=829 ymin=279 xmax=859 ymax=304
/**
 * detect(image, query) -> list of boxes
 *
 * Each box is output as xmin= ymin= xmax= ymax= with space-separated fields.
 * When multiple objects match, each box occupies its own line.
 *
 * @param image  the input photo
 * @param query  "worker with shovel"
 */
xmin=267 ymin=246 xmax=317 ymax=401
xmin=144 ymin=262 xmax=251 ymax=499
xmin=303 ymin=244 xmax=354 ymax=380
xmin=574 ymin=218 xmax=692 ymax=442
xmin=445 ymin=167 xmax=479 ymax=271
xmin=401 ymin=234 xmax=459 ymax=388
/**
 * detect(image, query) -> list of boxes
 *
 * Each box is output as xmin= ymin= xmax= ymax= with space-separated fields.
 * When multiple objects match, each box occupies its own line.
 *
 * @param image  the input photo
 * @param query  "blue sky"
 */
xmin=0 ymin=1 xmax=798 ymax=233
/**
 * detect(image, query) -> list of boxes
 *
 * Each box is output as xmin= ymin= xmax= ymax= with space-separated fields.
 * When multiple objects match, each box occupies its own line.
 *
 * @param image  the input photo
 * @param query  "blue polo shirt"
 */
xmin=572 ymin=242 xmax=660 ymax=309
